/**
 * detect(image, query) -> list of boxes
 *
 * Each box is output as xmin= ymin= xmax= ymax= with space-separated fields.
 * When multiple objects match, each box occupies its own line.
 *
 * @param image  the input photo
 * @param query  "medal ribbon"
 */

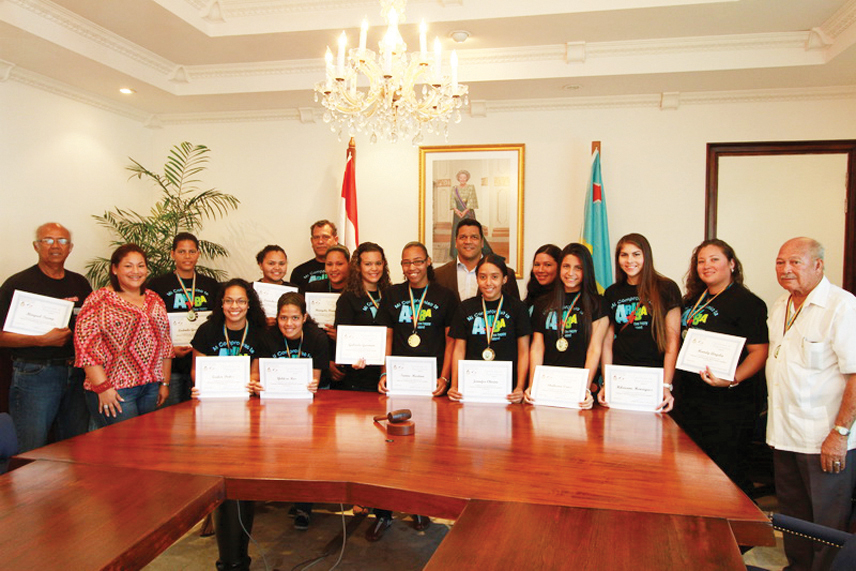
xmin=285 ymin=333 xmax=304 ymax=358
xmin=685 ymin=283 xmax=732 ymax=329
xmin=408 ymin=285 xmax=429 ymax=335
xmin=481 ymin=295 xmax=505 ymax=348
xmin=559 ymin=293 xmax=581 ymax=340
xmin=223 ymin=323 xmax=249 ymax=356
xmin=176 ymin=271 xmax=197 ymax=313
xmin=367 ymin=290 xmax=381 ymax=310
xmin=784 ymin=295 xmax=805 ymax=335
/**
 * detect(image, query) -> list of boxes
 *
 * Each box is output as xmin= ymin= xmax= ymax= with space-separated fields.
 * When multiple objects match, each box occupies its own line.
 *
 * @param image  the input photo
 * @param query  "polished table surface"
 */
xmin=425 ymin=500 xmax=748 ymax=570
xmin=0 ymin=459 xmax=223 ymax=570
xmin=17 ymin=390 xmax=773 ymax=549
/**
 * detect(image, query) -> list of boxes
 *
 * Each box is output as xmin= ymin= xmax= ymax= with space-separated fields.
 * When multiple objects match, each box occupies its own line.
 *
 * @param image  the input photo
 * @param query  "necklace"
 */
xmin=176 ymin=271 xmax=197 ymax=321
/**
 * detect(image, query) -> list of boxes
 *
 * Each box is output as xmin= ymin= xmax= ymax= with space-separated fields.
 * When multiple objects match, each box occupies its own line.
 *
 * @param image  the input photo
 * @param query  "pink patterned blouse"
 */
xmin=74 ymin=288 xmax=174 ymax=390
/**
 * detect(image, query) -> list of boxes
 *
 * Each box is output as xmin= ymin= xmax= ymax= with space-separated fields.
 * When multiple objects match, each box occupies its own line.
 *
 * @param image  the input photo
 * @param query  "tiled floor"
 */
xmin=146 ymin=500 xmax=789 ymax=570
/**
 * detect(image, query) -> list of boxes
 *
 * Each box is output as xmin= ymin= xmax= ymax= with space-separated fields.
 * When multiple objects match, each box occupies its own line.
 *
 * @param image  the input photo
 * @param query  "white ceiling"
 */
xmin=1 ymin=0 xmax=855 ymax=123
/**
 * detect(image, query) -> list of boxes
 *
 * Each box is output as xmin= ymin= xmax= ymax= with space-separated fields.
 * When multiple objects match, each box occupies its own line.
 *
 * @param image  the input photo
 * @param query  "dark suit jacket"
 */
xmin=433 ymin=259 xmax=520 ymax=303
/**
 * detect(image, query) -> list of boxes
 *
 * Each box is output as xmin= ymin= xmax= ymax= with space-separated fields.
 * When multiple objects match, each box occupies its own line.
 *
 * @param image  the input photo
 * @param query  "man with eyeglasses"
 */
xmin=434 ymin=219 xmax=520 ymax=303
xmin=0 ymin=222 xmax=93 ymax=453
xmin=290 ymin=220 xmax=339 ymax=293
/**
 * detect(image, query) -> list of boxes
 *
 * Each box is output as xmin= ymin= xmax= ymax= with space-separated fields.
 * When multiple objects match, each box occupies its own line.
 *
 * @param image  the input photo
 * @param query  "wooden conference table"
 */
xmin=11 ymin=390 xmax=773 ymax=569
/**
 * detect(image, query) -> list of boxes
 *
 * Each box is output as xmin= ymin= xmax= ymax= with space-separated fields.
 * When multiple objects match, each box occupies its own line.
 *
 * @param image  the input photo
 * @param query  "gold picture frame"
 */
xmin=419 ymin=144 xmax=525 ymax=278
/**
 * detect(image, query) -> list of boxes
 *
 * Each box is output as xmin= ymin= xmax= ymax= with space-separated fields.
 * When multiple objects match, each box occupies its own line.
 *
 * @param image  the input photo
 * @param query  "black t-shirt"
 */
xmin=335 ymin=290 xmax=384 ymax=391
xmin=377 ymin=282 xmax=458 ymax=376
xmin=534 ymin=293 xmax=608 ymax=369
xmin=191 ymin=319 xmax=268 ymax=359
xmin=291 ymin=259 xmax=327 ymax=293
xmin=450 ymin=295 xmax=531 ymax=379
xmin=604 ymin=279 xmax=681 ymax=367
xmin=148 ymin=272 xmax=221 ymax=373
xmin=305 ymin=279 xmax=345 ymax=294
xmin=677 ymin=284 xmax=768 ymax=401
xmin=0 ymin=265 xmax=92 ymax=360
xmin=265 ymin=320 xmax=329 ymax=372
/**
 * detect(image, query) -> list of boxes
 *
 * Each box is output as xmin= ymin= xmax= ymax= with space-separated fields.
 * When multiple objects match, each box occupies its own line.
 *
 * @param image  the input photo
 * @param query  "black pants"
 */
xmin=214 ymin=500 xmax=255 ymax=571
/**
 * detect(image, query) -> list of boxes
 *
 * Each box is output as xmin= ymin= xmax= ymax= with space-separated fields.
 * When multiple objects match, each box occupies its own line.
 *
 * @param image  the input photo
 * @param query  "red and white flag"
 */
xmin=338 ymin=138 xmax=359 ymax=252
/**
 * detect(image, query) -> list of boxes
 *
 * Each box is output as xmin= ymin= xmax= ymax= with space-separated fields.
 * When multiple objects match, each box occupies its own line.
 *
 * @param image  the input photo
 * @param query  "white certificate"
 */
xmin=458 ymin=360 xmax=512 ymax=404
xmin=305 ymin=292 xmax=339 ymax=328
xmin=258 ymin=358 xmax=313 ymax=400
xmin=386 ymin=356 xmax=437 ymax=396
xmin=253 ymin=282 xmax=298 ymax=318
xmin=195 ymin=355 xmax=250 ymax=400
xmin=530 ymin=365 xmax=589 ymax=409
xmin=604 ymin=364 xmax=663 ymax=412
xmin=168 ymin=310 xmax=212 ymax=346
xmin=335 ymin=325 xmax=387 ymax=365
xmin=2 ymin=290 xmax=74 ymax=336
xmin=676 ymin=329 xmax=746 ymax=382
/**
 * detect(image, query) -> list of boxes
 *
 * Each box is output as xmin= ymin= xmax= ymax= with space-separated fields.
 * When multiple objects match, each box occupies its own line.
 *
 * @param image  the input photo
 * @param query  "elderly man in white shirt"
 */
xmin=766 ymin=237 xmax=856 ymax=571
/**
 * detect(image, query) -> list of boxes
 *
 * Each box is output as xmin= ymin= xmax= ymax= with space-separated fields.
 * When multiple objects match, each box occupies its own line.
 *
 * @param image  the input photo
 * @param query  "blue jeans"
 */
xmin=86 ymin=382 xmax=160 ymax=428
xmin=162 ymin=372 xmax=192 ymax=407
xmin=9 ymin=361 xmax=90 ymax=454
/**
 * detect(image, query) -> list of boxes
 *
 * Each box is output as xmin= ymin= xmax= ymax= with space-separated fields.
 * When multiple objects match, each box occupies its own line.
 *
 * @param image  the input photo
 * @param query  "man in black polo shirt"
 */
xmin=290 ymin=220 xmax=338 ymax=293
xmin=0 ymin=223 xmax=92 ymax=453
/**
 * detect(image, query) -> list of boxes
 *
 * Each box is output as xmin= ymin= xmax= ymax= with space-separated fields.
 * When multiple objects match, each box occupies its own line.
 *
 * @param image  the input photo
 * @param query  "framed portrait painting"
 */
xmin=419 ymin=144 xmax=525 ymax=277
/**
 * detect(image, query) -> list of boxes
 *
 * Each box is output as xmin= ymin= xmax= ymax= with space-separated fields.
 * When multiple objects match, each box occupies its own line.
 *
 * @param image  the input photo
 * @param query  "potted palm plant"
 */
xmin=86 ymin=142 xmax=239 ymax=287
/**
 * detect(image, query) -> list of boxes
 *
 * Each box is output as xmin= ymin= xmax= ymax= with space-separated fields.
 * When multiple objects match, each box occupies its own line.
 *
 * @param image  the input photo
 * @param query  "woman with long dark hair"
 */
xmin=599 ymin=233 xmax=681 ymax=412
xmin=524 ymin=244 xmax=562 ymax=312
xmin=335 ymin=242 xmax=392 ymax=392
xmin=671 ymin=239 xmax=768 ymax=494
xmin=526 ymin=243 xmax=607 ymax=408
xmin=448 ymin=254 xmax=532 ymax=403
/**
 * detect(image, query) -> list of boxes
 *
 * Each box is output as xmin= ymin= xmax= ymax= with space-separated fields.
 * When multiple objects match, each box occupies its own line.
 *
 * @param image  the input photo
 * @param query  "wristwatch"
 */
xmin=832 ymin=425 xmax=851 ymax=436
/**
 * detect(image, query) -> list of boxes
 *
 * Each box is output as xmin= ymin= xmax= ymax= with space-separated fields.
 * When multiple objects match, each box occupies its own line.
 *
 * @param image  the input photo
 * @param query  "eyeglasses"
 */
xmin=35 ymin=238 xmax=70 ymax=246
xmin=312 ymin=234 xmax=334 ymax=242
xmin=401 ymin=259 xmax=427 ymax=268
xmin=223 ymin=299 xmax=249 ymax=307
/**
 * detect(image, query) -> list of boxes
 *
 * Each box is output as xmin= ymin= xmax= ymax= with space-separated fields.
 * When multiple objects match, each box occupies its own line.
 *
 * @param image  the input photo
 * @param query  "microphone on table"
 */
xmin=373 ymin=409 xmax=415 ymax=436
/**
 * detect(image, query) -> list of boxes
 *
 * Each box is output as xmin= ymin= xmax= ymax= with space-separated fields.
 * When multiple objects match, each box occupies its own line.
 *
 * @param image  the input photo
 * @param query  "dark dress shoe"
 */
xmin=365 ymin=516 xmax=393 ymax=542
xmin=411 ymin=514 xmax=431 ymax=531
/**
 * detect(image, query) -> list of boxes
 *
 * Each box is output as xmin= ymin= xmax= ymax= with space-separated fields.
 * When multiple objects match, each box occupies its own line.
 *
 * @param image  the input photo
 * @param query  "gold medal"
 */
xmin=556 ymin=338 xmax=568 ymax=352
xmin=408 ymin=333 xmax=421 ymax=347
xmin=187 ymin=310 xmax=197 ymax=322
xmin=482 ymin=347 xmax=495 ymax=361
xmin=681 ymin=329 xmax=687 ymax=339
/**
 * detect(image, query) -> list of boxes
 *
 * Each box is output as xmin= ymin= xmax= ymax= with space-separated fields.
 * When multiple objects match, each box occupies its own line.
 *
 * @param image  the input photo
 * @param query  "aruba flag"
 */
xmin=581 ymin=149 xmax=613 ymax=293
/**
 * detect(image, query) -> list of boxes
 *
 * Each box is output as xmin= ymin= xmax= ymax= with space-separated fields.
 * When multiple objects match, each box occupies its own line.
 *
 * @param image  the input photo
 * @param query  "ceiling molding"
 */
xmin=8 ymin=59 xmax=855 ymax=124
xmin=821 ymin=0 xmax=856 ymax=39
xmin=7 ymin=65 xmax=151 ymax=122
xmin=4 ymin=0 xmax=174 ymax=75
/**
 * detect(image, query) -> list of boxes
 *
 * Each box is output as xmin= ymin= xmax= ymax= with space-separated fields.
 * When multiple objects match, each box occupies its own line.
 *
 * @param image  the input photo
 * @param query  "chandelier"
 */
xmin=314 ymin=0 xmax=469 ymax=144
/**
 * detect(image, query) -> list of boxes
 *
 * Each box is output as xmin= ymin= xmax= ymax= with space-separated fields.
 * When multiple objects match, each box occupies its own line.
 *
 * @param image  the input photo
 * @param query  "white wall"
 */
xmin=3 ymin=79 xmax=856 ymax=304
xmin=0 ymin=80 xmax=154 ymax=279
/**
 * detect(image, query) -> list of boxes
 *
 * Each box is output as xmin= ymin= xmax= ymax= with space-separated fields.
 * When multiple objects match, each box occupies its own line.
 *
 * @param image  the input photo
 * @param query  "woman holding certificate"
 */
xmin=148 ymin=232 xmax=220 ymax=406
xmin=306 ymin=245 xmax=350 ymax=386
xmin=523 ymin=244 xmax=562 ymax=313
xmin=599 ymin=233 xmax=681 ymax=412
xmin=335 ymin=242 xmax=391 ymax=392
xmin=374 ymin=241 xmax=456 ymax=537
xmin=190 ymin=278 xmax=267 ymax=571
xmin=377 ymin=242 xmax=457 ymax=397
xmin=671 ymin=239 xmax=768 ymax=495
xmin=75 ymin=244 xmax=173 ymax=426
xmin=447 ymin=255 xmax=531 ymax=403
xmin=526 ymin=244 xmax=607 ymax=408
